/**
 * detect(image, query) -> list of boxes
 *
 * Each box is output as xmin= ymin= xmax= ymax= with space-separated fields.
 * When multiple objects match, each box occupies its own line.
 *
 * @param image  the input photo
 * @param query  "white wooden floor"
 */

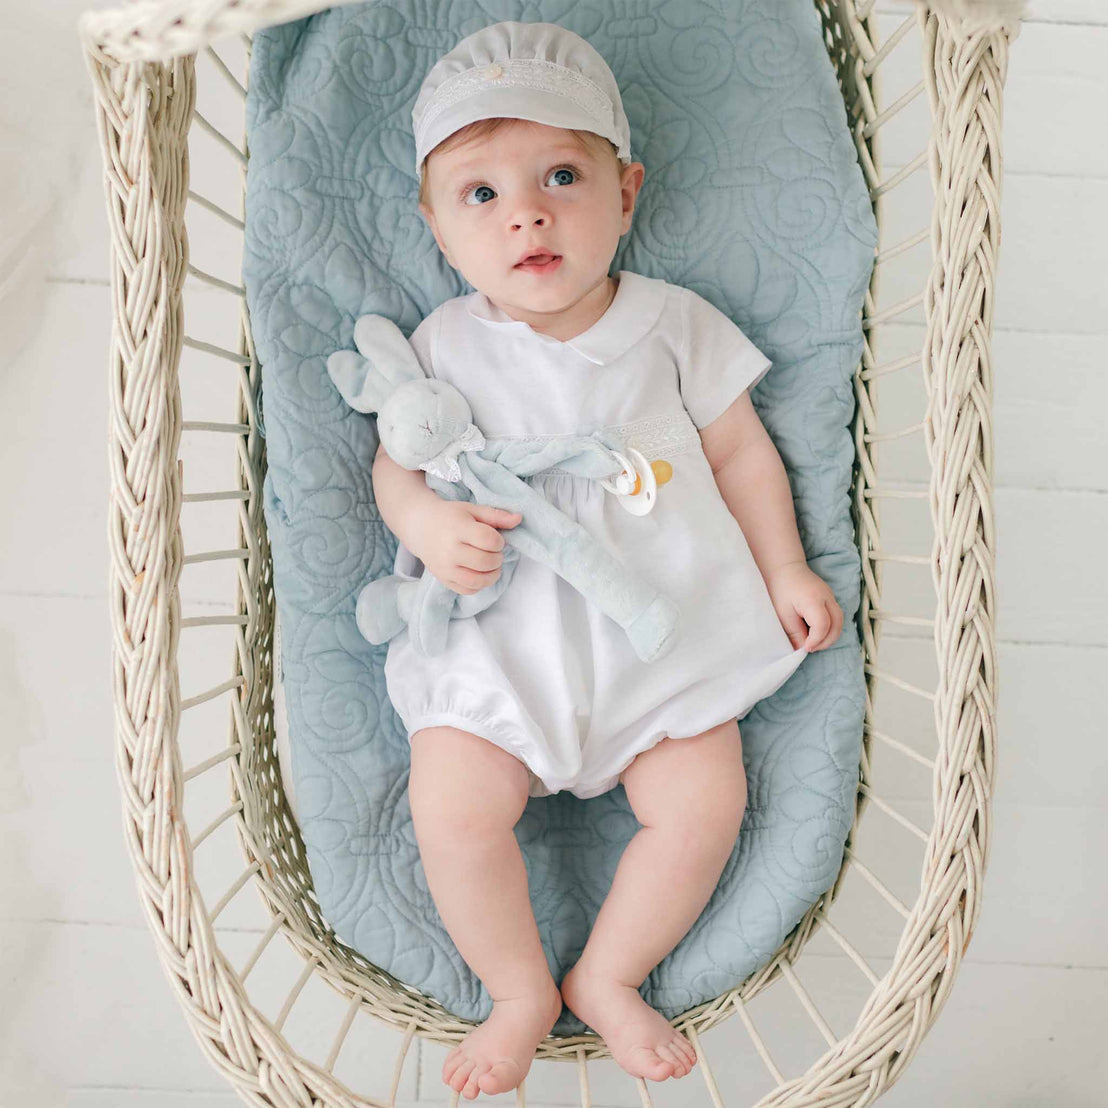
xmin=1 ymin=1 xmax=1105 ymax=1105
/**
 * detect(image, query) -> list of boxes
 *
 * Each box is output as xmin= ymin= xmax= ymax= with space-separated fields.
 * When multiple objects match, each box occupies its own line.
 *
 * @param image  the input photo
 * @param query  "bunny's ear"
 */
xmin=353 ymin=314 xmax=427 ymax=388
xmin=326 ymin=313 xmax=427 ymax=415
xmin=326 ymin=348 xmax=390 ymax=414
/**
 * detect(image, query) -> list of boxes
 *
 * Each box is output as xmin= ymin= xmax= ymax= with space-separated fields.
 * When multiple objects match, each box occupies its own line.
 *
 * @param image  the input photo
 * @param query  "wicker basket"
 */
xmin=78 ymin=0 xmax=1018 ymax=1103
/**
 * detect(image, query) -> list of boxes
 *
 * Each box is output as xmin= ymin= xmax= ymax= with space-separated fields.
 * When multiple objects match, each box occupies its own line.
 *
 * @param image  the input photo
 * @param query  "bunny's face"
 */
xmin=377 ymin=379 xmax=474 ymax=470
xmin=326 ymin=313 xmax=478 ymax=475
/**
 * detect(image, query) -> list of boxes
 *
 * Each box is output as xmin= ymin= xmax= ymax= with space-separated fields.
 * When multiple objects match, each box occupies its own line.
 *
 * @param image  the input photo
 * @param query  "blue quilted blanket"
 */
xmin=243 ymin=0 xmax=876 ymax=1036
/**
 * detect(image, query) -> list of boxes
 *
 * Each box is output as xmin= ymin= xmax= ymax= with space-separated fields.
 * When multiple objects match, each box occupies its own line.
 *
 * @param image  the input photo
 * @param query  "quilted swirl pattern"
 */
xmin=243 ymin=0 xmax=877 ymax=1035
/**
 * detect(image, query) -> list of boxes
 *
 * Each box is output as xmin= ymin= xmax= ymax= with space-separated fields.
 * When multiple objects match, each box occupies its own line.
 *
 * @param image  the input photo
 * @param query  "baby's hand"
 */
xmin=764 ymin=561 xmax=843 ymax=652
xmin=415 ymin=499 xmax=522 ymax=596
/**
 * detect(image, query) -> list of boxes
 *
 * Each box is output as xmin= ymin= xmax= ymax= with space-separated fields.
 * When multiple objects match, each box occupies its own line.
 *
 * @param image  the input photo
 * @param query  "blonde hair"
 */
xmin=418 ymin=118 xmax=621 ymax=209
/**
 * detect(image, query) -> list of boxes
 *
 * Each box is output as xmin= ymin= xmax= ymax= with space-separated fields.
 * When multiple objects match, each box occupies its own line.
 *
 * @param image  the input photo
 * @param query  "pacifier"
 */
xmin=600 ymin=446 xmax=658 ymax=516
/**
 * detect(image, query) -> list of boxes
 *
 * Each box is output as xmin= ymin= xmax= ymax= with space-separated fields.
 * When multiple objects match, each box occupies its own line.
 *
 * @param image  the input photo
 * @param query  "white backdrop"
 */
xmin=1 ymin=2 xmax=1105 ymax=1105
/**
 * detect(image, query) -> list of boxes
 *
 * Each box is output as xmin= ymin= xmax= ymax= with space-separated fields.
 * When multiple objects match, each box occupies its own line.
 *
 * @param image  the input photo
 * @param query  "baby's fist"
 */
xmin=765 ymin=562 xmax=843 ymax=652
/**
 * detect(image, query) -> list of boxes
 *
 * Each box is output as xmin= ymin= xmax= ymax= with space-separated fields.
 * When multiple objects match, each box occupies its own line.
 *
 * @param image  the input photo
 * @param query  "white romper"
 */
xmin=383 ymin=269 xmax=808 ymax=799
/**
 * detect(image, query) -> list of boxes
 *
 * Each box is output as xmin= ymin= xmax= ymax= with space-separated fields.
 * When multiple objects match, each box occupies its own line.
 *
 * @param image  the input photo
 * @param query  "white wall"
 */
xmin=1 ymin=2 xmax=1104 ymax=1105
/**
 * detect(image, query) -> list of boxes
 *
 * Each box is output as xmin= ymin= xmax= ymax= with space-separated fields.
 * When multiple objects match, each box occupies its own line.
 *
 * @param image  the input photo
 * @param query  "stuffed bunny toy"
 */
xmin=326 ymin=313 xmax=680 ymax=664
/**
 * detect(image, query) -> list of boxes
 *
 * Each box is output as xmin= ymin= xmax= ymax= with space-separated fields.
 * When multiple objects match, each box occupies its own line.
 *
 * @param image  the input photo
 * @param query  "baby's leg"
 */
xmin=560 ymin=718 xmax=747 ymax=1082
xmin=408 ymin=725 xmax=562 ymax=1101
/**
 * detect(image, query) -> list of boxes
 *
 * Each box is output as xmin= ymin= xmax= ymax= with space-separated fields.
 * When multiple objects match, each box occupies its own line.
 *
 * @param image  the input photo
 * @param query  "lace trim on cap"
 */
xmin=484 ymin=411 xmax=702 ymax=478
xmin=418 ymin=57 xmax=614 ymax=137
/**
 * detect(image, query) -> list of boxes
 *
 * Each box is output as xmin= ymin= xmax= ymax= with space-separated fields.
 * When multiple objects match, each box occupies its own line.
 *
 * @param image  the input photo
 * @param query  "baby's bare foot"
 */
xmin=560 ymin=962 xmax=697 ymax=1081
xmin=442 ymin=979 xmax=563 ymax=1100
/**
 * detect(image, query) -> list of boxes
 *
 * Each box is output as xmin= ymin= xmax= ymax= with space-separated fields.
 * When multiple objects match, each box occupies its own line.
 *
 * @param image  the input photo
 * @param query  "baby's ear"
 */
xmin=418 ymin=204 xmax=455 ymax=266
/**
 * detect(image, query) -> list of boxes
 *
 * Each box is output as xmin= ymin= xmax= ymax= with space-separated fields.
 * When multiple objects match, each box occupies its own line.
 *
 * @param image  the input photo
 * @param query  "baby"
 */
xmin=374 ymin=21 xmax=844 ymax=1102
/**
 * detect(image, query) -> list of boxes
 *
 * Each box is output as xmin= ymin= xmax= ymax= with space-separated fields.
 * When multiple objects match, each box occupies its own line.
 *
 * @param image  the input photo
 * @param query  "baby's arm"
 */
xmin=372 ymin=443 xmax=444 ymax=557
xmin=701 ymin=391 xmax=843 ymax=651
xmin=699 ymin=391 xmax=807 ymax=581
xmin=373 ymin=443 xmax=522 ymax=594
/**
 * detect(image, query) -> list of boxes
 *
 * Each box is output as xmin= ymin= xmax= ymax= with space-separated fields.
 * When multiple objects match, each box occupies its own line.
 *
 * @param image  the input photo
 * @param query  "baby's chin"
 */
xmin=486 ymin=262 xmax=616 ymax=308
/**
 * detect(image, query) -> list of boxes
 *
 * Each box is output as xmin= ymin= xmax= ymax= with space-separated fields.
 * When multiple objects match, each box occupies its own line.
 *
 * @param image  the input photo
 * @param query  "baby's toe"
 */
xmin=677 ymin=1036 xmax=698 ymax=1066
xmin=666 ymin=1032 xmax=694 ymax=1063
xmin=633 ymin=1045 xmax=674 ymax=1080
xmin=447 ymin=1057 xmax=476 ymax=1093
xmin=673 ymin=1042 xmax=696 ymax=1071
xmin=660 ymin=1041 xmax=691 ymax=1076
xmin=478 ymin=1060 xmax=520 ymax=1095
xmin=462 ymin=1063 xmax=488 ymax=1100
xmin=443 ymin=1047 xmax=465 ymax=1082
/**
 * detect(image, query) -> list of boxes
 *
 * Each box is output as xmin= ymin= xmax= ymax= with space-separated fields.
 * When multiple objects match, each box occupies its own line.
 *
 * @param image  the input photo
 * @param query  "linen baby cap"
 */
xmin=411 ymin=21 xmax=632 ymax=178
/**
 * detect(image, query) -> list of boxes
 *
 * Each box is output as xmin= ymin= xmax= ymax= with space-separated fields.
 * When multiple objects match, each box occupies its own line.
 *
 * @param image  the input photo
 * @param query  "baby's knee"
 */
xmin=636 ymin=761 xmax=747 ymax=850
xmin=408 ymin=725 xmax=531 ymax=839
xmin=699 ymin=768 xmax=747 ymax=844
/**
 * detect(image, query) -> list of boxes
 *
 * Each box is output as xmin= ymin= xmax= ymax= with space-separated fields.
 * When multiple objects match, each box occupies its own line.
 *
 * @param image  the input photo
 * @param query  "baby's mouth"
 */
xmin=514 ymin=253 xmax=562 ymax=270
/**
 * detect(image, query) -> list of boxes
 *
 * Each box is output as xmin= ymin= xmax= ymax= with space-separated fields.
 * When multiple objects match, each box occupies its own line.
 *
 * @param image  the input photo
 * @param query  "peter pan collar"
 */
xmin=463 ymin=269 xmax=666 ymax=366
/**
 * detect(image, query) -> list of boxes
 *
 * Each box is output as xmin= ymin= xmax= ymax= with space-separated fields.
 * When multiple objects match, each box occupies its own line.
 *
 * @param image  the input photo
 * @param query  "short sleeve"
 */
xmin=679 ymin=288 xmax=772 ymax=429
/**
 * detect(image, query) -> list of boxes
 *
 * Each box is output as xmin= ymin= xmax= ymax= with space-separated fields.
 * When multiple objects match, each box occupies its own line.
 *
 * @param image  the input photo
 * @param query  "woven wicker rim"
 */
xmin=79 ymin=0 xmax=1015 ymax=1103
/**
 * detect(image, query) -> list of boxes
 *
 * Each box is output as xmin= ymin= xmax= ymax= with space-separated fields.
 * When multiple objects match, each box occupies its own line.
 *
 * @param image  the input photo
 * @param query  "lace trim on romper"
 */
xmin=483 ymin=411 xmax=702 ymax=478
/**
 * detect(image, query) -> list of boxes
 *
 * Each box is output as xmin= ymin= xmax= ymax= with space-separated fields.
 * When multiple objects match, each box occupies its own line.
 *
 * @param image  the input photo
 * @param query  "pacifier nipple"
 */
xmin=600 ymin=446 xmax=659 ymax=516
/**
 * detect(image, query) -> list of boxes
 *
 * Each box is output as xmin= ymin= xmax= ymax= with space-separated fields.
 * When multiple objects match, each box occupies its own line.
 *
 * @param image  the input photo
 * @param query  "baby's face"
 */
xmin=419 ymin=120 xmax=643 ymax=322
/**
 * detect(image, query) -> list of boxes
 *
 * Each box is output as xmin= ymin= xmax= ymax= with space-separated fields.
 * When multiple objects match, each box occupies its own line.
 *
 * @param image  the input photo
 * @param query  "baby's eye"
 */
xmin=546 ymin=166 xmax=579 ymax=187
xmin=462 ymin=183 xmax=496 ymax=206
xmin=460 ymin=165 xmax=581 ymax=206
